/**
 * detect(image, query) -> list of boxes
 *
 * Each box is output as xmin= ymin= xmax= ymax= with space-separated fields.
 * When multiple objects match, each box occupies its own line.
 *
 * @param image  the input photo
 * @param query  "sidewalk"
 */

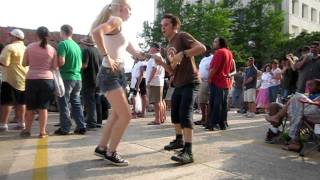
xmin=0 ymin=111 xmax=319 ymax=180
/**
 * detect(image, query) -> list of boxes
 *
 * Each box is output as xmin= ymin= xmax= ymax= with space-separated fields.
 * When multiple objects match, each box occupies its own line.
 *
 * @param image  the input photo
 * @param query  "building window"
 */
xmin=302 ymin=4 xmax=309 ymax=19
xmin=292 ymin=0 xmax=299 ymax=15
xmin=311 ymin=8 xmax=317 ymax=22
xmin=292 ymin=25 xmax=299 ymax=37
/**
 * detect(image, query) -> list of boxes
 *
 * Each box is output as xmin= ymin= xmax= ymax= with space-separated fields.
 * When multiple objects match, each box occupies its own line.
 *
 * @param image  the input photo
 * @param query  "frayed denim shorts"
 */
xmin=96 ymin=67 xmax=127 ymax=94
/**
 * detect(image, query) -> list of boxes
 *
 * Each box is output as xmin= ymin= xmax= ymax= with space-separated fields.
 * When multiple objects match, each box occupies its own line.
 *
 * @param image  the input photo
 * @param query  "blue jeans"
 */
xmin=58 ymin=80 xmax=85 ymax=132
xmin=268 ymin=85 xmax=280 ymax=103
xmin=82 ymin=87 xmax=102 ymax=128
xmin=231 ymin=88 xmax=243 ymax=108
xmin=208 ymin=84 xmax=229 ymax=128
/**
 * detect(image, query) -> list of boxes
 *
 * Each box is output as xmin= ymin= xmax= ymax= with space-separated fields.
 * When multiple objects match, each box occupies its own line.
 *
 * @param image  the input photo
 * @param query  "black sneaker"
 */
xmin=194 ymin=120 xmax=204 ymax=126
xmin=54 ymin=128 xmax=71 ymax=135
xmin=94 ymin=146 xmax=106 ymax=158
xmin=74 ymin=128 xmax=86 ymax=135
xmin=104 ymin=152 xmax=129 ymax=166
xmin=164 ymin=139 xmax=184 ymax=151
xmin=265 ymin=129 xmax=279 ymax=144
xmin=171 ymin=150 xmax=194 ymax=164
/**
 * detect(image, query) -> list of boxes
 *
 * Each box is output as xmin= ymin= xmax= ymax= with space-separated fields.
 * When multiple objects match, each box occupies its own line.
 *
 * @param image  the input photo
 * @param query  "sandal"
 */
xmin=38 ymin=132 xmax=48 ymax=138
xmin=147 ymin=121 xmax=161 ymax=125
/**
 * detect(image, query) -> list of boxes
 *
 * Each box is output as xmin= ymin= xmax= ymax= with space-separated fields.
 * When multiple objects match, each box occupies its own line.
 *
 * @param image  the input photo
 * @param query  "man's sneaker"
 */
xmin=104 ymin=152 xmax=129 ymax=166
xmin=94 ymin=146 xmax=106 ymax=158
xmin=74 ymin=128 xmax=86 ymax=135
xmin=54 ymin=128 xmax=71 ymax=135
xmin=0 ymin=124 xmax=8 ymax=132
xmin=164 ymin=139 xmax=184 ymax=151
xmin=265 ymin=129 xmax=280 ymax=144
xmin=171 ymin=150 xmax=194 ymax=164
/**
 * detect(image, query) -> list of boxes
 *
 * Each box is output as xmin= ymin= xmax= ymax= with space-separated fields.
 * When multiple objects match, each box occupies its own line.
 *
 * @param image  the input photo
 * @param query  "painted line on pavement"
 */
xmin=32 ymin=137 xmax=48 ymax=180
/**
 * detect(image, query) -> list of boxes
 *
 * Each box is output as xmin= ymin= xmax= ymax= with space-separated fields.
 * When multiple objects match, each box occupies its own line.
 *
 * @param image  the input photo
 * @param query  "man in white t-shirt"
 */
xmin=269 ymin=59 xmax=282 ymax=103
xmin=145 ymin=43 xmax=165 ymax=125
xmin=130 ymin=57 xmax=147 ymax=117
xmin=194 ymin=46 xmax=213 ymax=126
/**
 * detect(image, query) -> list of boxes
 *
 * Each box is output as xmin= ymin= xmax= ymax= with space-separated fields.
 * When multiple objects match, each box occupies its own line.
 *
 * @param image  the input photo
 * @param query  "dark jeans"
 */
xmin=82 ymin=87 xmax=102 ymax=128
xmin=208 ymin=84 xmax=229 ymax=128
xmin=268 ymin=85 xmax=280 ymax=103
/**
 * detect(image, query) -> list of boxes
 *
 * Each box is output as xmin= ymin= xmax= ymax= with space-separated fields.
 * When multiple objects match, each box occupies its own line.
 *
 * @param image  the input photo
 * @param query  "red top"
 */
xmin=209 ymin=48 xmax=233 ymax=89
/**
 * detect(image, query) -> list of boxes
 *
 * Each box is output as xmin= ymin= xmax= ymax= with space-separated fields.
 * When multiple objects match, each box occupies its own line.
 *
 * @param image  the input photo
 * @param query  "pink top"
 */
xmin=25 ymin=42 xmax=56 ymax=79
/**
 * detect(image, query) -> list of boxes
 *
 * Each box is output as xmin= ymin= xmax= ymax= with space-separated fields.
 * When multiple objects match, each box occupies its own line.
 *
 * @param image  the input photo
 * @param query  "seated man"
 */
xmin=265 ymin=79 xmax=320 ymax=152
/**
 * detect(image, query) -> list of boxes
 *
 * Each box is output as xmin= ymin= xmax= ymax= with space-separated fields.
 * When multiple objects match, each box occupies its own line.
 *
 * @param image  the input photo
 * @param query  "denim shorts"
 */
xmin=96 ymin=67 xmax=127 ymax=94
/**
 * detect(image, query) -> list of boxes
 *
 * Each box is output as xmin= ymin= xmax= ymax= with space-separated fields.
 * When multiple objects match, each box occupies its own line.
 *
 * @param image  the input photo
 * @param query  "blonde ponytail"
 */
xmin=91 ymin=4 xmax=112 ymax=31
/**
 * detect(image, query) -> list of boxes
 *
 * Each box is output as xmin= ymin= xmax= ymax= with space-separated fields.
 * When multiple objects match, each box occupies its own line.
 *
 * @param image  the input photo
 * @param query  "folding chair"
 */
xmin=298 ymin=100 xmax=320 ymax=156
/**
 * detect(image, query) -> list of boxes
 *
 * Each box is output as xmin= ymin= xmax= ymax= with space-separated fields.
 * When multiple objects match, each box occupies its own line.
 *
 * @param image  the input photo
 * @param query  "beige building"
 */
xmin=154 ymin=0 xmax=320 ymax=37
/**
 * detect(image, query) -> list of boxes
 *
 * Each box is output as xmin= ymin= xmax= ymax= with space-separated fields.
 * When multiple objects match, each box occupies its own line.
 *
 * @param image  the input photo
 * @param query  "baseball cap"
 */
xmin=9 ymin=29 xmax=24 ymax=40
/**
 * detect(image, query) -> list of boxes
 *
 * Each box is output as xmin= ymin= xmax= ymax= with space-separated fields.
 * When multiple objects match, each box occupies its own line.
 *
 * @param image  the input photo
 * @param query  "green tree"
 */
xmin=139 ymin=0 xmax=232 ymax=51
xmin=230 ymin=0 xmax=288 ymax=66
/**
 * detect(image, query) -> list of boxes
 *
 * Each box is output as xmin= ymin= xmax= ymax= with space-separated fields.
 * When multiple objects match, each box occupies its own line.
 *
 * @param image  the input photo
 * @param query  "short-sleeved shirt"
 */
xmin=270 ymin=68 xmax=282 ymax=87
xmin=209 ymin=48 xmax=233 ymax=89
xmin=167 ymin=32 xmax=200 ymax=87
xmin=297 ymin=54 xmax=320 ymax=93
xmin=81 ymin=46 xmax=102 ymax=89
xmin=58 ymin=39 xmax=82 ymax=80
xmin=244 ymin=65 xmax=258 ymax=90
xmin=0 ymin=41 xmax=27 ymax=91
xmin=199 ymin=55 xmax=213 ymax=80
xmin=25 ymin=42 xmax=56 ymax=80
xmin=146 ymin=53 xmax=165 ymax=86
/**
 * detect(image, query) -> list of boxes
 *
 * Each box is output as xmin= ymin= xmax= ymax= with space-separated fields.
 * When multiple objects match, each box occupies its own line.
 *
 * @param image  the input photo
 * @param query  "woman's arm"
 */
xmin=52 ymin=51 xmax=58 ymax=70
xmin=22 ymin=49 xmax=29 ymax=67
xmin=92 ymin=17 xmax=122 ymax=71
xmin=126 ymin=43 xmax=144 ymax=59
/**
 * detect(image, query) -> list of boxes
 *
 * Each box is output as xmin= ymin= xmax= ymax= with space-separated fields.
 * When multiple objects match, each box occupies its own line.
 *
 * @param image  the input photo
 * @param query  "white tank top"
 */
xmin=102 ymin=28 xmax=128 ymax=68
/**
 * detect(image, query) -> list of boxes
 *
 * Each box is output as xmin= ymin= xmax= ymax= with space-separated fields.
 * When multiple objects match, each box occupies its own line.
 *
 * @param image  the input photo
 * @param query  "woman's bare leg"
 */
xmin=99 ymin=88 xmax=131 ymax=152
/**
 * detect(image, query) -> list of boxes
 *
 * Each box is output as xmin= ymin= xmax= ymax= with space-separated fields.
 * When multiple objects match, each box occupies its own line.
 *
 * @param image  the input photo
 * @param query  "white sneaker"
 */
xmin=13 ymin=123 xmax=25 ymax=130
xmin=0 ymin=124 xmax=8 ymax=132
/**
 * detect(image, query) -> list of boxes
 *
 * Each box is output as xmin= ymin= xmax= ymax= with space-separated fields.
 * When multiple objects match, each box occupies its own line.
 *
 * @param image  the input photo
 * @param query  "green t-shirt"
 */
xmin=58 ymin=39 xmax=82 ymax=80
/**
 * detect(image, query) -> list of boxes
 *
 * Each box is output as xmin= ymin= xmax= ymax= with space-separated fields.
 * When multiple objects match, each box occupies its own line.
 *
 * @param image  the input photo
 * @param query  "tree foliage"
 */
xmin=139 ymin=0 xmax=232 ymax=50
xmin=140 ymin=0 xmax=288 ymax=68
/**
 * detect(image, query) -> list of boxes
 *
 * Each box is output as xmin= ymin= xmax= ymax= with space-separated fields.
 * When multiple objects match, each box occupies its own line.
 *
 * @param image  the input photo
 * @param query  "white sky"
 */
xmin=0 ymin=0 xmax=155 ymax=72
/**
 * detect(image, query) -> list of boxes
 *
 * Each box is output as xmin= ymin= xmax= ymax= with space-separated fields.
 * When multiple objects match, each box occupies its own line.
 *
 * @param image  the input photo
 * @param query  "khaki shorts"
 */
xmin=199 ymin=82 xmax=209 ymax=104
xmin=148 ymin=86 xmax=163 ymax=104
xmin=165 ymin=87 xmax=175 ymax=101
xmin=244 ymin=88 xmax=256 ymax=102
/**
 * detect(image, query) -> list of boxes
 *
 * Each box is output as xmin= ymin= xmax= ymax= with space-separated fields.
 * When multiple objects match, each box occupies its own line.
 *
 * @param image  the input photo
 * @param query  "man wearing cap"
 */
xmin=80 ymin=35 xmax=103 ymax=130
xmin=0 ymin=29 xmax=27 ymax=131
xmin=146 ymin=43 xmax=165 ymax=125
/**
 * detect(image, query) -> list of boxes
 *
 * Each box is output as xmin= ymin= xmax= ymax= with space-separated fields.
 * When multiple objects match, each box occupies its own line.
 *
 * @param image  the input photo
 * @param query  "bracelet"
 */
xmin=103 ymin=54 xmax=109 ymax=57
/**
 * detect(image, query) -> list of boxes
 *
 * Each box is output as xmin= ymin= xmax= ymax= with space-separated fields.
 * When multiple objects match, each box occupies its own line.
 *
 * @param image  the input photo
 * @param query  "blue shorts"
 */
xmin=96 ymin=67 xmax=127 ymax=94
